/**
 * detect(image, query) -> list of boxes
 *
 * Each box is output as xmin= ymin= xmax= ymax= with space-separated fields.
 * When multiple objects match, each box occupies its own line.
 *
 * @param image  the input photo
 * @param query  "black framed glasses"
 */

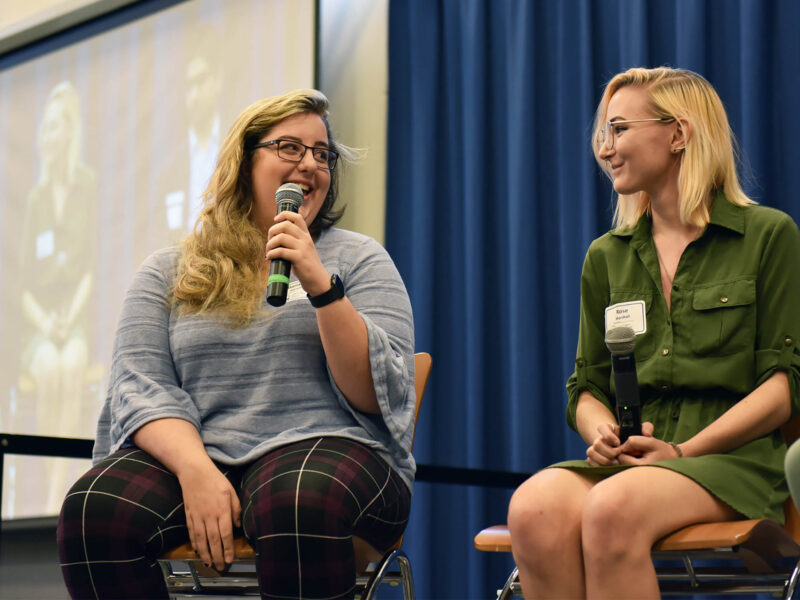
xmin=252 ymin=139 xmax=339 ymax=170
xmin=597 ymin=117 xmax=675 ymax=150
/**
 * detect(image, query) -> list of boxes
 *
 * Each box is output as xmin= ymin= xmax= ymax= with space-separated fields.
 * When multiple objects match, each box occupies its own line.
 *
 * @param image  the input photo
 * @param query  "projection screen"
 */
xmin=0 ymin=0 xmax=316 ymax=518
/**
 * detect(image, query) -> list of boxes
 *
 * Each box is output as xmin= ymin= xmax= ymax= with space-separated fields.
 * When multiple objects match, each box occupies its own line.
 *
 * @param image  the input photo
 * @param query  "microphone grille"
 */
xmin=275 ymin=182 xmax=304 ymax=209
xmin=605 ymin=326 xmax=636 ymax=355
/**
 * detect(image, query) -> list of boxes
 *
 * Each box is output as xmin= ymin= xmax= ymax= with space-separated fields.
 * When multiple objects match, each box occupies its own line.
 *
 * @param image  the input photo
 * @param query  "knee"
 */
xmin=59 ymin=463 xmax=157 ymax=547
xmin=246 ymin=472 xmax=354 ymax=537
xmin=507 ymin=472 xmax=582 ymax=560
xmin=59 ymin=471 xmax=122 ymax=536
xmin=59 ymin=487 xmax=81 ymax=537
xmin=58 ymin=472 xmax=117 ymax=558
xmin=581 ymin=483 xmax=647 ymax=564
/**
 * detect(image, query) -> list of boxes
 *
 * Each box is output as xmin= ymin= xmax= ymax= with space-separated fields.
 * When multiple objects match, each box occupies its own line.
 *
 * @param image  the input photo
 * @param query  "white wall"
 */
xmin=319 ymin=0 xmax=388 ymax=245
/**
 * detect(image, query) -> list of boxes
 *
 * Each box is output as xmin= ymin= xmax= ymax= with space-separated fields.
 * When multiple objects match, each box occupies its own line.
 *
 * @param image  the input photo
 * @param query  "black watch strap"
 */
xmin=307 ymin=274 xmax=345 ymax=308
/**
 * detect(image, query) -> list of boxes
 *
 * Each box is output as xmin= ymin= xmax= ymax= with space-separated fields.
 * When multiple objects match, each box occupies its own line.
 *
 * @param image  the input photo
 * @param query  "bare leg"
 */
xmin=508 ymin=468 xmax=599 ymax=599
xmin=582 ymin=466 xmax=738 ymax=600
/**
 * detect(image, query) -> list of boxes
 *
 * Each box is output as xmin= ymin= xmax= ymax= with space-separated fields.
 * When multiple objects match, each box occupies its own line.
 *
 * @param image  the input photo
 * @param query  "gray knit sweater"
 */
xmin=93 ymin=228 xmax=416 ymax=489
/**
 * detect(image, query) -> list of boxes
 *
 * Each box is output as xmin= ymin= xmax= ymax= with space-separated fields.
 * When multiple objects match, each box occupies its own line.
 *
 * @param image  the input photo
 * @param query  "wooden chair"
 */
xmin=474 ymin=414 xmax=800 ymax=599
xmin=158 ymin=352 xmax=432 ymax=600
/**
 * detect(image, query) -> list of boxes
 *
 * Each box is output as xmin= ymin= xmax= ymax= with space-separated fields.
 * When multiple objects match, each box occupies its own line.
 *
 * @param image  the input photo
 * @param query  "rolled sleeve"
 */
xmin=94 ymin=249 xmax=201 ymax=461
xmin=327 ymin=237 xmax=416 ymax=455
xmin=566 ymin=243 xmax=613 ymax=430
xmin=753 ymin=213 xmax=800 ymax=413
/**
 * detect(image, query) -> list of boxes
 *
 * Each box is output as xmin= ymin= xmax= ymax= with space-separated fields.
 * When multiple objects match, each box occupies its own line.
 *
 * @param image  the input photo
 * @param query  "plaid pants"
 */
xmin=58 ymin=437 xmax=411 ymax=599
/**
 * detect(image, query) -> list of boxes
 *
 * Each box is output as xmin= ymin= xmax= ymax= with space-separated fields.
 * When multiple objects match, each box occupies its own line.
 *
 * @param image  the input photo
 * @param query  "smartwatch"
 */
xmin=307 ymin=274 xmax=345 ymax=308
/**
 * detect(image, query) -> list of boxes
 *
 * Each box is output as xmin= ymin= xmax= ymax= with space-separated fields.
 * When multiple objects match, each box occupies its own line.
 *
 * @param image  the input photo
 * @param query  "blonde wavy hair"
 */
xmin=173 ymin=89 xmax=355 ymax=324
xmin=592 ymin=67 xmax=753 ymax=229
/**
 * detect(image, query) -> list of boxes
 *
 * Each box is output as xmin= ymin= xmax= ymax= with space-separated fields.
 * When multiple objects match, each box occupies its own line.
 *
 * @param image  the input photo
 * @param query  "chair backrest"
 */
xmin=322 ymin=352 xmax=430 ymax=570
xmin=781 ymin=413 xmax=800 ymax=543
xmin=411 ymin=352 xmax=432 ymax=452
xmin=359 ymin=351 xmax=431 ymax=559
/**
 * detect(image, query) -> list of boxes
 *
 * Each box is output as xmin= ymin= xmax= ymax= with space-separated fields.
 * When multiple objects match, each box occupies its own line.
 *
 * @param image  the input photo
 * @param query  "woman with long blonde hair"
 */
xmin=58 ymin=89 xmax=416 ymax=599
xmin=20 ymin=81 xmax=97 ymax=513
xmin=508 ymin=67 xmax=800 ymax=598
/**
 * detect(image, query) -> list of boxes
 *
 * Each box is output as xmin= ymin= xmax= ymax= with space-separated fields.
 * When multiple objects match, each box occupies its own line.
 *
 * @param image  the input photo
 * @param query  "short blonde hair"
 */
xmin=592 ymin=67 xmax=753 ymax=229
xmin=173 ymin=89 xmax=357 ymax=324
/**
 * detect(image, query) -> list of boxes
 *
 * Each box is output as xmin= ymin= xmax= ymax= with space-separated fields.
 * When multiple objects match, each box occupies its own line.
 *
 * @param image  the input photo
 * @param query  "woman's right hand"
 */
xmin=177 ymin=463 xmax=242 ymax=572
xmin=586 ymin=422 xmax=623 ymax=466
xmin=132 ymin=419 xmax=241 ymax=571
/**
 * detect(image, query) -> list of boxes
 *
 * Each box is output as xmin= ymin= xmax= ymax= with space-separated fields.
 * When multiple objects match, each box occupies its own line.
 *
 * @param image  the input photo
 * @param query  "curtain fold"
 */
xmin=387 ymin=0 xmax=800 ymax=596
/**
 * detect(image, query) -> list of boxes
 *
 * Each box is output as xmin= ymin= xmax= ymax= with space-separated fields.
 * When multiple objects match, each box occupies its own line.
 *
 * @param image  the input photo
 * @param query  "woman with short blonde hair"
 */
xmin=508 ymin=67 xmax=800 ymax=599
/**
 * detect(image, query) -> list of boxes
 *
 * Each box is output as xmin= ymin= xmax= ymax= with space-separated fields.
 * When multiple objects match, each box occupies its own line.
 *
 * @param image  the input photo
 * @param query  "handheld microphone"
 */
xmin=604 ymin=326 xmax=642 ymax=444
xmin=266 ymin=183 xmax=304 ymax=307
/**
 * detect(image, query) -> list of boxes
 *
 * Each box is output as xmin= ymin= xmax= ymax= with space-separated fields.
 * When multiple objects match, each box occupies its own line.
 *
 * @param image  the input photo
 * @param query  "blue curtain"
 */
xmin=386 ymin=0 xmax=800 ymax=597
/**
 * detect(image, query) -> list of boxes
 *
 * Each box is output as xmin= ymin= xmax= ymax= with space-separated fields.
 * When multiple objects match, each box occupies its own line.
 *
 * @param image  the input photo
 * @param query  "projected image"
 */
xmin=20 ymin=81 xmax=97 ymax=438
xmin=0 ymin=0 xmax=315 ymax=519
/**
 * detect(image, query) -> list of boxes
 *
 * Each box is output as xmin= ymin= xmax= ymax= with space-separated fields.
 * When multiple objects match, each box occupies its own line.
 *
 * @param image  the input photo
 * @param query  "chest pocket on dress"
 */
xmin=689 ymin=279 xmax=756 ymax=355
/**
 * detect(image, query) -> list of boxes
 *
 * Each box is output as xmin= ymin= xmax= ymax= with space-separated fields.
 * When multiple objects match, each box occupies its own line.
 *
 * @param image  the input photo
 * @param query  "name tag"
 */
xmin=286 ymin=280 xmax=306 ymax=303
xmin=605 ymin=300 xmax=647 ymax=335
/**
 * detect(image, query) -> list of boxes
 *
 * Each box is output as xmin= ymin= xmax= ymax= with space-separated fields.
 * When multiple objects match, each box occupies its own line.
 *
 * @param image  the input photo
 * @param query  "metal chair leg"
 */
xmin=360 ymin=548 xmax=415 ymax=600
xmin=396 ymin=553 xmax=415 ymax=600
xmin=680 ymin=554 xmax=699 ymax=589
xmin=785 ymin=557 xmax=800 ymax=600
xmin=186 ymin=562 xmax=204 ymax=592
xmin=497 ymin=566 xmax=519 ymax=600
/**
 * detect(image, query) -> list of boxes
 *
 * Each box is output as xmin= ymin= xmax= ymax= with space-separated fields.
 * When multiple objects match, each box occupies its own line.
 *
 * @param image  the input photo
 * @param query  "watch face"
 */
xmin=332 ymin=274 xmax=344 ymax=294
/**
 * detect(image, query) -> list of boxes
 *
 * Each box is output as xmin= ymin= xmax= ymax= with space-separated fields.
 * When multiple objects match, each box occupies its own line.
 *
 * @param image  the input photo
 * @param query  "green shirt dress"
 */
xmin=555 ymin=195 xmax=800 ymax=523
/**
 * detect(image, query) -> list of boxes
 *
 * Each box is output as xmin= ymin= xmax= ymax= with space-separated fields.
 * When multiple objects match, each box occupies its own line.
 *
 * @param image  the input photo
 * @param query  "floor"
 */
xmin=0 ymin=517 xmax=68 ymax=599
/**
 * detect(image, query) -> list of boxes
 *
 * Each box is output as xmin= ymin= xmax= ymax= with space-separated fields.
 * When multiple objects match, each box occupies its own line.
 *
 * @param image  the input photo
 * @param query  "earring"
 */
xmin=673 ymin=146 xmax=685 ymax=153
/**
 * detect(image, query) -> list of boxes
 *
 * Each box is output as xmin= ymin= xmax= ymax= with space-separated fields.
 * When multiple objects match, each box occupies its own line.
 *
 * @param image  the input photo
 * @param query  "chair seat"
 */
xmin=162 ymin=537 xmax=256 ymax=561
xmin=161 ymin=535 xmax=389 ymax=573
xmin=475 ymin=520 xmax=800 ymax=556
xmin=653 ymin=518 xmax=800 ymax=556
xmin=474 ymin=525 xmax=512 ymax=553
xmin=158 ymin=536 xmax=412 ymax=598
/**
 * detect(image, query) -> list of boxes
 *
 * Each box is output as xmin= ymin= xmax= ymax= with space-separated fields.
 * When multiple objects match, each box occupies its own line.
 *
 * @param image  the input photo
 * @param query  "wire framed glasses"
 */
xmin=597 ymin=117 xmax=675 ymax=150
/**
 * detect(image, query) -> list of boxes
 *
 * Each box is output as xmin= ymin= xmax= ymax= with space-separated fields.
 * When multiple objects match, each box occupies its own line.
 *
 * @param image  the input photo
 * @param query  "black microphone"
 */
xmin=605 ymin=326 xmax=642 ymax=444
xmin=266 ymin=183 xmax=304 ymax=307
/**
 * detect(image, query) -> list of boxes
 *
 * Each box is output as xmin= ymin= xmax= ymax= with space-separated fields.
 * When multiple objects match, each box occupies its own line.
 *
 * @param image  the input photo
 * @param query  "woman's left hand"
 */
xmin=618 ymin=425 xmax=681 ymax=465
xmin=266 ymin=211 xmax=330 ymax=296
